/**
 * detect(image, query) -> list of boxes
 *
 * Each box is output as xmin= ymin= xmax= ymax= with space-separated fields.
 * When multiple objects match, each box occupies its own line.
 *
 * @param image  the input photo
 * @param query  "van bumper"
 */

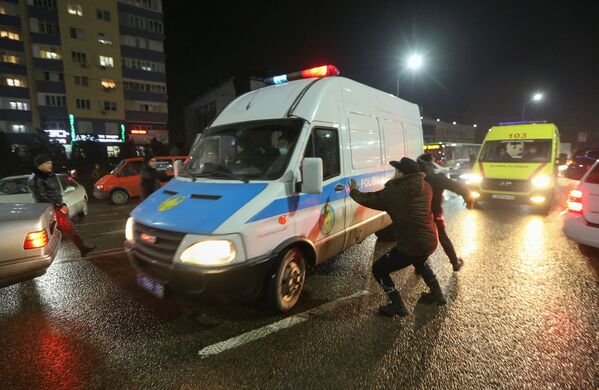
xmin=470 ymin=188 xmax=554 ymax=205
xmin=124 ymin=241 xmax=277 ymax=302
xmin=93 ymin=188 xmax=109 ymax=199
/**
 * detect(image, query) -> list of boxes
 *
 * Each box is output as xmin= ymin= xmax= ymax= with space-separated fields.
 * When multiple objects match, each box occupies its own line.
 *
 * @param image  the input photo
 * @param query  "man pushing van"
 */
xmin=349 ymin=157 xmax=446 ymax=317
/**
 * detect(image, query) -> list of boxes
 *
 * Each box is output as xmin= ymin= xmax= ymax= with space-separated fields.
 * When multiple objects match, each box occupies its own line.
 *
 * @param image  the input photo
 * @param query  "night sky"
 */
xmin=163 ymin=1 xmax=599 ymax=142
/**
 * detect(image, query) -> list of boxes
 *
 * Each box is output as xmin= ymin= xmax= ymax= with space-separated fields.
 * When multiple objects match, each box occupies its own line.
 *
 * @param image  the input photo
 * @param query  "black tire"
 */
xmin=267 ymin=246 xmax=306 ymax=313
xmin=79 ymin=198 xmax=88 ymax=216
xmin=110 ymin=189 xmax=129 ymax=205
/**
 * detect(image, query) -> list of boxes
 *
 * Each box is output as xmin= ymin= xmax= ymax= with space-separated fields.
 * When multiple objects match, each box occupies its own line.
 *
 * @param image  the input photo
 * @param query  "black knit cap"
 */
xmin=390 ymin=157 xmax=419 ymax=174
xmin=34 ymin=154 xmax=51 ymax=167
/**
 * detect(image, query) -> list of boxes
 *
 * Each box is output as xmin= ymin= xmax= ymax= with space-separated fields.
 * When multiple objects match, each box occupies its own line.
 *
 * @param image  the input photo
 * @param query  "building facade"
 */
xmin=421 ymin=117 xmax=477 ymax=143
xmin=0 ymin=0 xmax=167 ymax=156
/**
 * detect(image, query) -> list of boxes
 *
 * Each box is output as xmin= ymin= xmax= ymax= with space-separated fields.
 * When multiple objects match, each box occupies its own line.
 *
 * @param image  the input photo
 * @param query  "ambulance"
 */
xmin=467 ymin=121 xmax=560 ymax=213
xmin=124 ymin=65 xmax=424 ymax=312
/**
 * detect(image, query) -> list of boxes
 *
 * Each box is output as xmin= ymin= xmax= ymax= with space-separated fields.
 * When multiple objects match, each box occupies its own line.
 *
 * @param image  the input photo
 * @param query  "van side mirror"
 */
xmin=174 ymin=160 xmax=183 ymax=177
xmin=301 ymin=157 xmax=323 ymax=194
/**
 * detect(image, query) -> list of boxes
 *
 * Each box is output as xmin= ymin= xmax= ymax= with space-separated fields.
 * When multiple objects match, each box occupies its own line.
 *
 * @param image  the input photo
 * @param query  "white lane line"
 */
xmin=198 ymin=290 xmax=370 ymax=359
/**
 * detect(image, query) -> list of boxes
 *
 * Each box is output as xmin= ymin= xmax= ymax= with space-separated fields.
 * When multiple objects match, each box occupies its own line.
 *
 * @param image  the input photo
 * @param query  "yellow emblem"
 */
xmin=158 ymin=194 xmax=187 ymax=212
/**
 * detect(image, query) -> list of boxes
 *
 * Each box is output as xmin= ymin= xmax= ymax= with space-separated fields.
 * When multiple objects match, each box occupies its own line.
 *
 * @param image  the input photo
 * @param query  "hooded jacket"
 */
xmin=350 ymin=172 xmax=438 ymax=256
xmin=28 ymin=169 xmax=63 ymax=208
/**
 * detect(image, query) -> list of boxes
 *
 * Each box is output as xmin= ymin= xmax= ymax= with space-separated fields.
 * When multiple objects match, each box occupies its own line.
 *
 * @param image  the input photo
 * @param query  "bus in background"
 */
xmin=424 ymin=142 xmax=481 ymax=166
xmin=466 ymin=121 xmax=563 ymax=213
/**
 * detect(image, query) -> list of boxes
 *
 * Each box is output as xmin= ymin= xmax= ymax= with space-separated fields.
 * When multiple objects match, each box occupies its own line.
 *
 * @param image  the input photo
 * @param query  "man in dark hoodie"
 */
xmin=349 ymin=157 xmax=446 ymax=317
xmin=418 ymin=153 xmax=473 ymax=272
xmin=140 ymin=154 xmax=161 ymax=200
xmin=28 ymin=154 xmax=95 ymax=257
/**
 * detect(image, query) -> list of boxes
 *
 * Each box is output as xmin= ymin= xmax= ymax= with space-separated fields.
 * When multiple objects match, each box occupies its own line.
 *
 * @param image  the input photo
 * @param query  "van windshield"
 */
xmin=479 ymin=140 xmax=552 ymax=163
xmin=182 ymin=119 xmax=304 ymax=181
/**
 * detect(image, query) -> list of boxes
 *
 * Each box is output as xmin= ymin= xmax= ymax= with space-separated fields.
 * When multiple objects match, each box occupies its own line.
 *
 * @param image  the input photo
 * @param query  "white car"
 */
xmin=563 ymin=160 xmax=599 ymax=248
xmin=0 ymin=174 xmax=88 ymax=218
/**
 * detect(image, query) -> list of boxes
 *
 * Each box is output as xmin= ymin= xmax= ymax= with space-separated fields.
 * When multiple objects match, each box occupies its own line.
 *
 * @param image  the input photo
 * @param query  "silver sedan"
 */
xmin=0 ymin=203 xmax=61 ymax=287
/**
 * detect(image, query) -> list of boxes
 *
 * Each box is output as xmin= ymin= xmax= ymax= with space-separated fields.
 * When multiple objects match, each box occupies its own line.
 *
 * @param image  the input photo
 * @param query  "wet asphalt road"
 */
xmin=1 ymin=182 xmax=598 ymax=389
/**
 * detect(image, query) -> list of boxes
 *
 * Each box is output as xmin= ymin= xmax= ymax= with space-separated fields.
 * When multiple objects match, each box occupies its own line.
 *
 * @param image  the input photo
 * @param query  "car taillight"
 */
xmin=24 ymin=230 xmax=49 ymax=250
xmin=566 ymin=189 xmax=583 ymax=214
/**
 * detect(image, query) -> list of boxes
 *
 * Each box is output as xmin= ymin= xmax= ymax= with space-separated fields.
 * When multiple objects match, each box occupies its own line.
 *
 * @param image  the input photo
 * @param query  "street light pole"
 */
xmin=521 ymin=92 xmax=543 ymax=120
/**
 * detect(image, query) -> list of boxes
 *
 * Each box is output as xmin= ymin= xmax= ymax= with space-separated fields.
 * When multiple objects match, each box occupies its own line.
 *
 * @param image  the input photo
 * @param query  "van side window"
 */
xmin=305 ymin=128 xmax=340 ymax=180
xmin=118 ymin=161 xmax=142 ymax=177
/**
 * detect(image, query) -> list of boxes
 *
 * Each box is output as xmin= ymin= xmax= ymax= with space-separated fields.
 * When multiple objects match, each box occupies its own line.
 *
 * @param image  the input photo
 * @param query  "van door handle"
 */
xmin=335 ymin=184 xmax=346 ymax=192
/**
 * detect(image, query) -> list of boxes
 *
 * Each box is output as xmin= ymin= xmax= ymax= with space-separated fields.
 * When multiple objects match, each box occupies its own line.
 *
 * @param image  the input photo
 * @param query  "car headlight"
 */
xmin=459 ymin=173 xmax=471 ymax=180
xmin=531 ymin=175 xmax=551 ymax=188
xmin=466 ymin=174 xmax=483 ymax=185
xmin=96 ymin=184 xmax=104 ymax=190
xmin=125 ymin=217 xmax=134 ymax=241
xmin=180 ymin=240 xmax=236 ymax=266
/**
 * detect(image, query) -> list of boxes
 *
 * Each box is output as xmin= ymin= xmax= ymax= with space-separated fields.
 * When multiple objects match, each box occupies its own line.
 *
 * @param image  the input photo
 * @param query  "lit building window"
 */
xmin=98 ymin=33 xmax=112 ymax=45
xmin=40 ymin=49 xmax=61 ymax=60
xmin=12 ymin=124 xmax=26 ymax=133
xmin=0 ymin=30 xmax=20 ymax=40
xmin=9 ymin=101 xmax=29 ymax=110
xmin=6 ymin=78 xmax=25 ymax=87
xmin=99 ymin=55 xmax=114 ymax=68
xmin=101 ymin=79 xmax=116 ymax=89
xmin=67 ymin=4 xmax=83 ymax=16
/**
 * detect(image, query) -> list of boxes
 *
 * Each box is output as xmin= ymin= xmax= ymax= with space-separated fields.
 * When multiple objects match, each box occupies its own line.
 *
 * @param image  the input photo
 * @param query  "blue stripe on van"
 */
xmin=246 ymin=170 xmax=394 ymax=223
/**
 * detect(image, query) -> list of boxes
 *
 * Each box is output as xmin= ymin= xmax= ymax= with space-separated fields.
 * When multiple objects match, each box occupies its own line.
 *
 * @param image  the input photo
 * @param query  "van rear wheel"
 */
xmin=110 ymin=189 xmax=129 ymax=205
xmin=267 ymin=247 xmax=306 ymax=313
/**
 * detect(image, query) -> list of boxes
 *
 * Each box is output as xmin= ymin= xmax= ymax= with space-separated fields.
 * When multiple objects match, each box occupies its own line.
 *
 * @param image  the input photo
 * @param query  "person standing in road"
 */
xmin=418 ymin=153 xmax=473 ymax=272
xmin=349 ymin=157 xmax=446 ymax=317
xmin=140 ymin=154 xmax=161 ymax=200
xmin=28 ymin=155 xmax=95 ymax=257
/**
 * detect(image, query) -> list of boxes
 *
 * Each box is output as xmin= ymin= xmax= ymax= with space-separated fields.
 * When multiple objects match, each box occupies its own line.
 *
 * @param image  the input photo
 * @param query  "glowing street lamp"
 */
xmin=522 ymin=91 xmax=544 ymax=120
xmin=397 ymin=53 xmax=425 ymax=96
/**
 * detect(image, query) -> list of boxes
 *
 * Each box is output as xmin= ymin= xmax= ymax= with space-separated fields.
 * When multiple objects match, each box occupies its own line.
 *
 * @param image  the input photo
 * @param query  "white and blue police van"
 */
xmin=125 ymin=65 xmax=424 ymax=312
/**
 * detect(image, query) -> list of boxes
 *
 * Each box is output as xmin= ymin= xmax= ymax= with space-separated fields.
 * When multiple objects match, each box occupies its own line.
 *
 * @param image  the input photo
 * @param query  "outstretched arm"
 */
xmin=348 ymin=179 xmax=387 ymax=211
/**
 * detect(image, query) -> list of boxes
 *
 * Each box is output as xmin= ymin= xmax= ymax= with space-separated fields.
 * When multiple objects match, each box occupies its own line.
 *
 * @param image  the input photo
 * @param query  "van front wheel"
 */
xmin=267 ymin=247 xmax=306 ymax=313
xmin=110 ymin=189 xmax=129 ymax=205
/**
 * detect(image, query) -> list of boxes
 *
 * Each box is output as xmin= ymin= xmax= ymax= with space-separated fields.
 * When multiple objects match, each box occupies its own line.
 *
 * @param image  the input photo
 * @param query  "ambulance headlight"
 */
xmin=531 ymin=175 xmax=551 ymax=188
xmin=180 ymin=240 xmax=237 ymax=266
xmin=466 ymin=174 xmax=483 ymax=185
xmin=125 ymin=217 xmax=134 ymax=241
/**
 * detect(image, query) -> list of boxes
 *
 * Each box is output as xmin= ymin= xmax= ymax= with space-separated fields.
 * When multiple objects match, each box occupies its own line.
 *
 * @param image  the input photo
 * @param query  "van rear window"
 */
xmin=480 ymin=140 xmax=552 ymax=163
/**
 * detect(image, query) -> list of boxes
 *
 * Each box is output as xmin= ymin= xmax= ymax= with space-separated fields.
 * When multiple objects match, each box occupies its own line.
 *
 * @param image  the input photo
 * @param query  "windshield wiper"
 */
xmin=194 ymin=170 xmax=249 ymax=183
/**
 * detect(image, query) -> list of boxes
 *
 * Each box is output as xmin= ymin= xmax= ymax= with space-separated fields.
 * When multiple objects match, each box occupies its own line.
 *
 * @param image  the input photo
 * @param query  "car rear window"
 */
xmin=585 ymin=164 xmax=599 ymax=184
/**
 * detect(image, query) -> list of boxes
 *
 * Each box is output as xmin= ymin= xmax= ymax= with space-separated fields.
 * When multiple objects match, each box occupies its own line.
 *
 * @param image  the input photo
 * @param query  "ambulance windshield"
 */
xmin=182 ymin=119 xmax=304 ymax=181
xmin=480 ymin=140 xmax=552 ymax=163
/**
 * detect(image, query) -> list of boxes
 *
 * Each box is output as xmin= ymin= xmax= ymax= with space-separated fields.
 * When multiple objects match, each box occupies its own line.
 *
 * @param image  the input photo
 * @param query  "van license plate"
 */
xmin=492 ymin=194 xmax=515 ymax=200
xmin=136 ymin=274 xmax=165 ymax=298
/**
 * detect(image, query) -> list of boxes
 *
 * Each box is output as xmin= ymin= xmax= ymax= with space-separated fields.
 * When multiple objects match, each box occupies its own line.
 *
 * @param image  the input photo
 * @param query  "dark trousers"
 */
xmin=372 ymin=248 xmax=437 ymax=296
xmin=435 ymin=215 xmax=458 ymax=264
xmin=55 ymin=208 xmax=85 ymax=250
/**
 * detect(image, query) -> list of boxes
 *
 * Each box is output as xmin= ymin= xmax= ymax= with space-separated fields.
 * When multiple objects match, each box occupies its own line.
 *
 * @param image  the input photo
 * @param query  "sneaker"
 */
xmin=451 ymin=258 xmax=464 ymax=272
xmin=418 ymin=292 xmax=447 ymax=306
xmin=80 ymin=245 xmax=96 ymax=257
xmin=379 ymin=303 xmax=409 ymax=317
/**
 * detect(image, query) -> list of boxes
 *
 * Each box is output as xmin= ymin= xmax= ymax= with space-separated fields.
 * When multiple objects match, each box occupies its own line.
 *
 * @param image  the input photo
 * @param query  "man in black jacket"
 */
xmin=28 ymin=155 xmax=95 ymax=257
xmin=140 ymin=154 xmax=161 ymax=200
xmin=418 ymin=153 xmax=472 ymax=271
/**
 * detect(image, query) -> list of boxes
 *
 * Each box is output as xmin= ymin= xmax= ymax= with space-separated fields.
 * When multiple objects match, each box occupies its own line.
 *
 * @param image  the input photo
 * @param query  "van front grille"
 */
xmin=133 ymin=222 xmax=185 ymax=265
xmin=482 ymin=178 xmax=532 ymax=193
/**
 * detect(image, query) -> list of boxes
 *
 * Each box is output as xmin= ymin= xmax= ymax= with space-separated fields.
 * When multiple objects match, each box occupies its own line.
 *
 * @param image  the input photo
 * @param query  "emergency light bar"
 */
xmin=498 ymin=121 xmax=547 ymax=126
xmin=264 ymin=65 xmax=340 ymax=85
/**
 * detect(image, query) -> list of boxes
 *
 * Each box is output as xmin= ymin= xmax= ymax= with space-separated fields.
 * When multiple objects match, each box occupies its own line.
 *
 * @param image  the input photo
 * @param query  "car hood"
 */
xmin=131 ymin=179 xmax=268 ymax=234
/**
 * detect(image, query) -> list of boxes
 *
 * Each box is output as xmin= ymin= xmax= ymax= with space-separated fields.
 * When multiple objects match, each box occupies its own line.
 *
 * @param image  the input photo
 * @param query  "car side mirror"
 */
xmin=301 ymin=157 xmax=323 ymax=194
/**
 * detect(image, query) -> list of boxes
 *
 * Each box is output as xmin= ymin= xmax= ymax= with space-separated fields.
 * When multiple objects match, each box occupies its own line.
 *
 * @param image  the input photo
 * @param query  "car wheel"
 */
xmin=79 ymin=198 xmax=88 ymax=216
xmin=267 ymin=246 xmax=306 ymax=313
xmin=110 ymin=190 xmax=129 ymax=205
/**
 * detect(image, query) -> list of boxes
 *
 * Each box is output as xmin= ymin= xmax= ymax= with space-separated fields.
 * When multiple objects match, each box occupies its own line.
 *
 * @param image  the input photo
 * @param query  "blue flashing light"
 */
xmin=273 ymin=75 xmax=288 ymax=85
xmin=498 ymin=120 xmax=547 ymax=126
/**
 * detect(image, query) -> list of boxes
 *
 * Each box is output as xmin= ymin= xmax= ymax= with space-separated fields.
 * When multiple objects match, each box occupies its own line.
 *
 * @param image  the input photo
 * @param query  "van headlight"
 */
xmin=466 ymin=174 xmax=483 ymax=185
xmin=531 ymin=175 xmax=551 ymax=188
xmin=125 ymin=217 xmax=134 ymax=241
xmin=180 ymin=240 xmax=236 ymax=266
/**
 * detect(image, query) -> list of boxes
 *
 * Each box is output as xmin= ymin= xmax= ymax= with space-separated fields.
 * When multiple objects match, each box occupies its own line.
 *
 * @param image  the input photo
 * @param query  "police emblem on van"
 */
xmin=319 ymin=204 xmax=336 ymax=235
xmin=158 ymin=194 xmax=187 ymax=212
xmin=140 ymin=232 xmax=157 ymax=244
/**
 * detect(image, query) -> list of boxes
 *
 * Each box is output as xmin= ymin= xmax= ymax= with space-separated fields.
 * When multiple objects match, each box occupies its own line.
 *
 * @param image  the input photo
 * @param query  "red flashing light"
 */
xmin=566 ymin=189 xmax=583 ymax=214
xmin=265 ymin=65 xmax=340 ymax=85
xmin=24 ymin=230 xmax=49 ymax=250
xmin=131 ymin=129 xmax=147 ymax=135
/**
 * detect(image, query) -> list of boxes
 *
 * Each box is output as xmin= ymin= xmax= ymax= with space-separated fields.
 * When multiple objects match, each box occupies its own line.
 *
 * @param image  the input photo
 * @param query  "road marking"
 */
xmin=197 ymin=290 xmax=370 ymax=359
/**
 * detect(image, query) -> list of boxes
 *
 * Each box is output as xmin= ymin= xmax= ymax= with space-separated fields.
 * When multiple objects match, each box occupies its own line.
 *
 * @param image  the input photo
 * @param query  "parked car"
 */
xmin=0 ymin=203 xmax=61 ymax=287
xmin=0 ymin=174 xmax=88 ymax=218
xmin=446 ymin=158 xmax=474 ymax=183
xmin=563 ymin=159 xmax=599 ymax=249
xmin=93 ymin=156 xmax=187 ymax=205
xmin=565 ymin=147 xmax=599 ymax=180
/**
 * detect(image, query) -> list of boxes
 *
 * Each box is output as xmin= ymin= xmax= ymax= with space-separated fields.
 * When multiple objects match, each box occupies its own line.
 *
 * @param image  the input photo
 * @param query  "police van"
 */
xmin=467 ymin=121 xmax=561 ymax=213
xmin=125 ymin=65 xmax=424 ymax=312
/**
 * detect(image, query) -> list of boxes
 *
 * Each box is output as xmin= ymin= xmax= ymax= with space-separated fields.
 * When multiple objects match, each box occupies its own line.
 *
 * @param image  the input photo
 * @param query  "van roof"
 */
xmin=211 ymin=76 xmax=420 ymax=127
xmin=486 ymin=122 xmax=559 ymax=141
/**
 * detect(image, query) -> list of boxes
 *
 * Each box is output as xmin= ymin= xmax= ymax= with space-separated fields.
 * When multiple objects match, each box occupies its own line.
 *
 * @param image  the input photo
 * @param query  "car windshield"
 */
xmin=182 ymin=119 xmax=304 ymax=181
xmin=0 ymin=177 xmax=30 ymax=195
xmin=480 ymin=140 xmax=552 ymax=163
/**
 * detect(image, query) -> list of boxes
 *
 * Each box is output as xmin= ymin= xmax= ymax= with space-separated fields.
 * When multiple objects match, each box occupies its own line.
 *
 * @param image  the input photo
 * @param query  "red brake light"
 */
xmin=566 ymin=189 xmax=583 ymax=213
xmin=24 ymin=230 xmax=49 ymax=250
xmin=264 ymin=65 xmax=340 ymax=85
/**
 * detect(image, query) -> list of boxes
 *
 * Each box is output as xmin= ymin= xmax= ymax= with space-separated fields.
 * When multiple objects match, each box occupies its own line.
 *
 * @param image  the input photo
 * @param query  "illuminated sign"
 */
xmin=131 ymin=129 xmax=147 ymax=135
xmin=45 ymin=129 xmax=69 ymax=144
xmin=120 ymin=123 xmax=126 ymax=141
xmin=424 ymin=144 xmax=442 ymax=150
xmin=69 ymin=114 xmax=76 ymax=145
